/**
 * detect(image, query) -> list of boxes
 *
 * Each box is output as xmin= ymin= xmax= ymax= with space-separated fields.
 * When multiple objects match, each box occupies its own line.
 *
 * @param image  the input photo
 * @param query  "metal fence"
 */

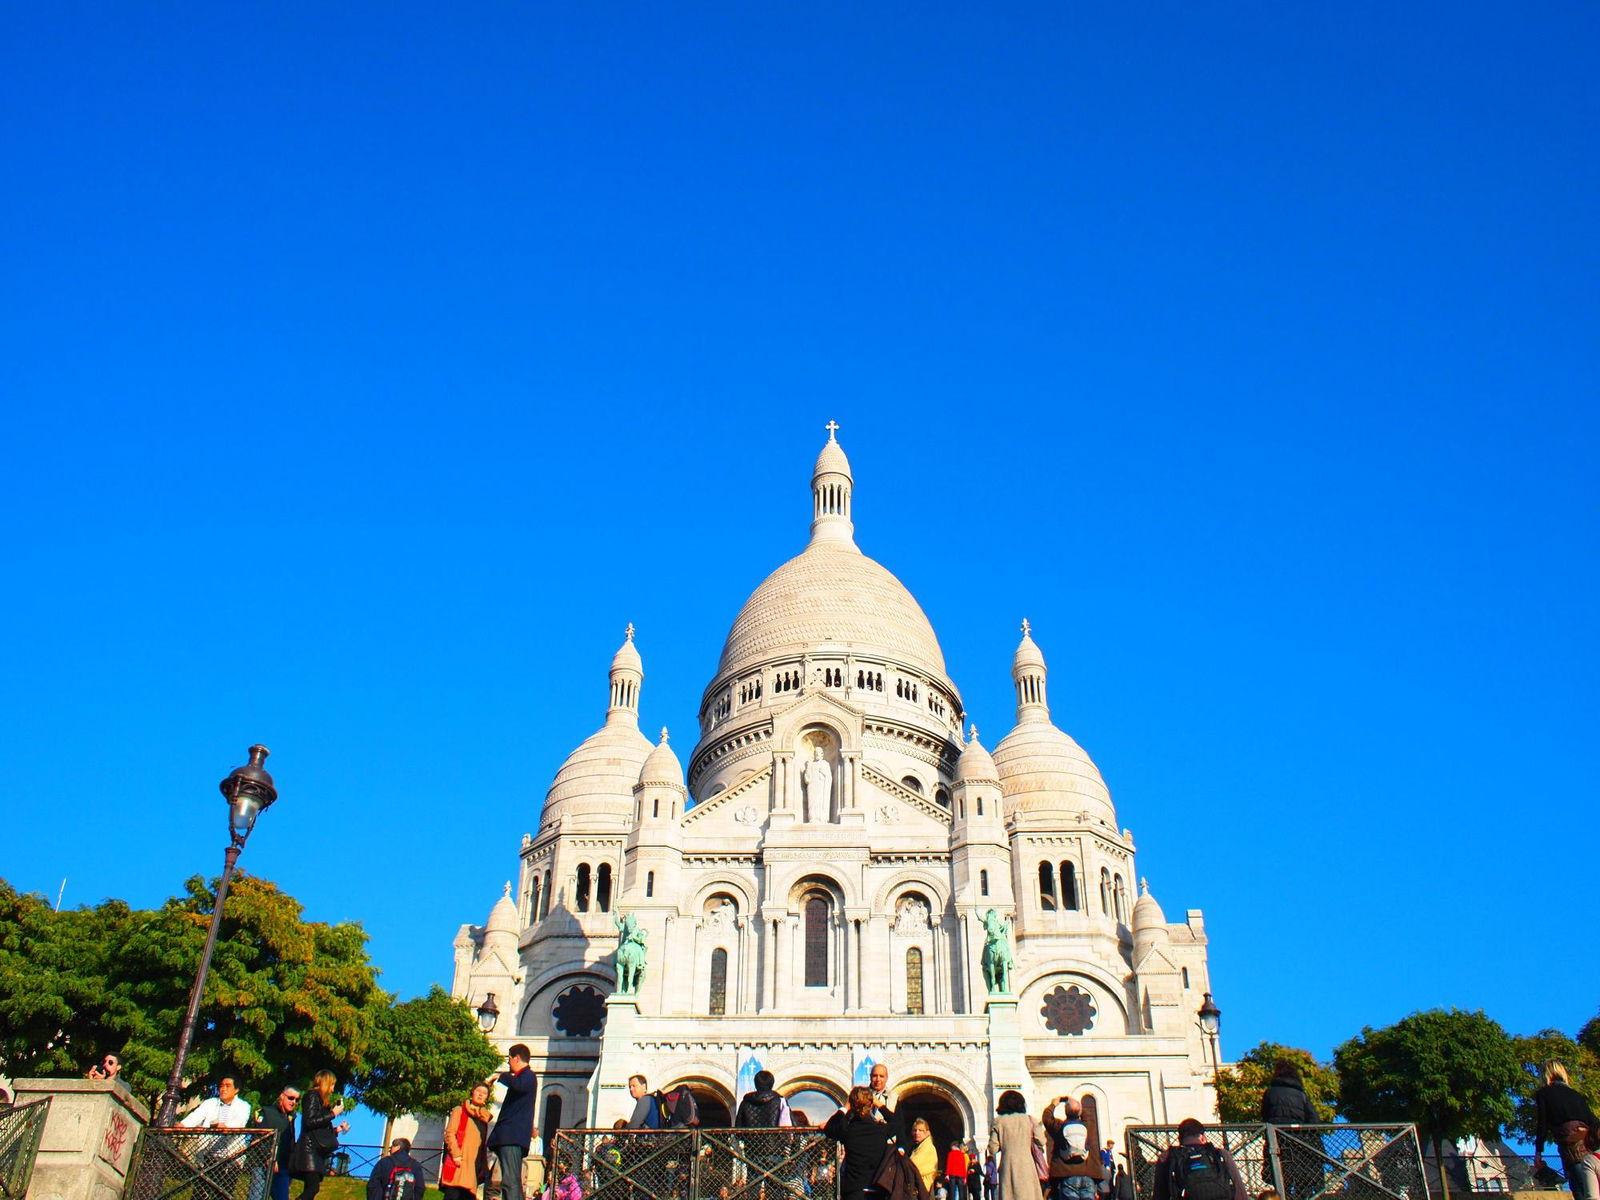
xmin=551 ymin=1128 xmax=839 ymax=1200
xmin=0 ymin=1098 xmax=51 ymax=1200
xmin=1127 ymin=1124 xmax=1429 ymax=1200
xmin=126 ymin=1128 xmax=280 ymax=1200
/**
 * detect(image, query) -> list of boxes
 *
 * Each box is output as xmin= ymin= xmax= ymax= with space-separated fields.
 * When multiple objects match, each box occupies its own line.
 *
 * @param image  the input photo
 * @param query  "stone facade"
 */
xmin=446 ymin=426 xmax=1220 ymax=1148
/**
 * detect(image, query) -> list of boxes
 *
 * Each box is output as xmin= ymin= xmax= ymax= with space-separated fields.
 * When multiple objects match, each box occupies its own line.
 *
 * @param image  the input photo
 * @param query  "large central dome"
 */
xmin=716 ymin=540 xmax=950 ymax=682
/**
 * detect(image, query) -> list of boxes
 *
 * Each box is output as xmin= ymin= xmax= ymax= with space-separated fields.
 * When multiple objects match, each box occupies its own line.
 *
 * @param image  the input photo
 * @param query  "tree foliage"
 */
xmin=1335 ymin=1009 xmax=1521 ymax=1171
xmin=1508 ymin=1029 xmax=1600 ymax=1141
xmin=351 ymin=985 xmax=502 ymax=1136
xmin=1580 ymin=1011 xmax=1600 ymax=1057
xmin=0 ymin=874 xmax=387 ymax=1110
xmin=1217 ymin=1041 xmax=1339 ymax=1124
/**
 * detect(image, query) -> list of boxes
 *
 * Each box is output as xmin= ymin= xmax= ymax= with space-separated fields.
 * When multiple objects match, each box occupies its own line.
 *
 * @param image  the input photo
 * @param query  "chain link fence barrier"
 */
xmin=1127 ymin=1124 xmax=1428 ymax=1200
xmin=126 ymin=1128 xmax=280 ymax=1200
xmin=0 ymin=1098 xmax=51 ymax=1200
xmin=552 ymin=1128 xmax=840 ymax=1200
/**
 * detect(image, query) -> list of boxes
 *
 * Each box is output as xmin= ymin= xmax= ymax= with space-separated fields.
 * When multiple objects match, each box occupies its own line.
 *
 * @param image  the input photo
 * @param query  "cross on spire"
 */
xmin=969 ymin=723 xmax=980 ymax=743
xmin=824 ymin=419 xmax=840 ymax=440
xmin=659 ymin=726 xmax=670 ymax=744
xmin=1020 ymin=617 xmax=1031 ymax=637
xmin=625 ymin=622 xmax=635 ymax=641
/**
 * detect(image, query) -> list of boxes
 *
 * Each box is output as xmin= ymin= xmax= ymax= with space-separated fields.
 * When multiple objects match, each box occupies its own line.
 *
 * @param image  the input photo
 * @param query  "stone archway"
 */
xmin=897 ymin=1082 xmax=968 ymax=1161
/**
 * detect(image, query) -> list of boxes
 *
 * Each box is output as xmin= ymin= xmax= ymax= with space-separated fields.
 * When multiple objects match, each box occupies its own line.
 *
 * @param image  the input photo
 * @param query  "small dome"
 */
xmin=638 ymin=727 xmax=685 ymax=789
xmin=993 ymin=720 xmax=1115 ymax=823
xmin=813 ymin=429 xmax=853 ymax=479
xmin=1131 ymin=878 xmax=1167 ymax=930
xmin=1013 ymin=621 xmax=1046 ymax=672
xmin=611 ymin=624 xmax=642 ymax=673
xmin=956 ymin=725 xmax=999 ymax=784
xmin=486 ymin=882 xmax=519 ymax=936
xmin=541 ymin=721 xmax=653 ymax=826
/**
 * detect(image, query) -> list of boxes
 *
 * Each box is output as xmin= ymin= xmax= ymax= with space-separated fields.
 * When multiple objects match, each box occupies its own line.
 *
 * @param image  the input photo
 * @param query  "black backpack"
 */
xmin=1169 ymin=1144 xmax=1232 ymax=1200
xmin=657 ymin=1088 xmax=700 ymax=1129
xmin=382 ymin=1160 xmax=420 ymax=1200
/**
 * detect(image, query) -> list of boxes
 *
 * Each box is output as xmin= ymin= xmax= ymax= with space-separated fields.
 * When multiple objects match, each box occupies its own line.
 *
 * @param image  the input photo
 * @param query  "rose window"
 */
xmin=552 ymin=984 xmax=607 ymax=1037
xmin=1040 ymin=984 xmax=1097 ymax=1036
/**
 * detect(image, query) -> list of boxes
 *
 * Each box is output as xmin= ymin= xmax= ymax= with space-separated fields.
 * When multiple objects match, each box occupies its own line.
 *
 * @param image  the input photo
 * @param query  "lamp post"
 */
xmin=155 ymin=745 xmax=278 ymax=1126
xmin=1198 ymin=991 xmax=1223 ymax=1097
xmin=476 ymin=993 xmax=501 ymax=1035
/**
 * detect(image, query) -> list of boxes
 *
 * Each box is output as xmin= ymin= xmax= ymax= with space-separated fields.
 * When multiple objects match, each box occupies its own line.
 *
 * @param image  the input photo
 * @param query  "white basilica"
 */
xmin=447 ymin=426 xmax=1220 ymax=1149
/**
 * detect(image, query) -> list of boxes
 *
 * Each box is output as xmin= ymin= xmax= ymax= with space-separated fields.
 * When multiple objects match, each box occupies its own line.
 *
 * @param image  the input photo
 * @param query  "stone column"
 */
xmin=12 ymin=1078 xmax=148 ymax=1200
xmin=589 ymin=996 xmax=642 ymax=1127
xmin=929 ymin=919 xmax=943 ymax=1015
xmin=984 ymin=995 xmax=1028 ymax=1100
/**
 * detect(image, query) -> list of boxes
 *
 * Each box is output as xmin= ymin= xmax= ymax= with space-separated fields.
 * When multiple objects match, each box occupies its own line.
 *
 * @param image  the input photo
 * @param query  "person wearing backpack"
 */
xmin=366 ymin=1138 xmax=425 ymax=1200
xmin=1152 ymin=1120 xmax=1246 ymax=1200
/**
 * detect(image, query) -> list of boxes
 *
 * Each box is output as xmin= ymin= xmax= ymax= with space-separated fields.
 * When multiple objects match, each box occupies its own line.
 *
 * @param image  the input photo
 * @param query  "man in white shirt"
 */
xmin=181 ymin=1077 xmax=253 ymax=1129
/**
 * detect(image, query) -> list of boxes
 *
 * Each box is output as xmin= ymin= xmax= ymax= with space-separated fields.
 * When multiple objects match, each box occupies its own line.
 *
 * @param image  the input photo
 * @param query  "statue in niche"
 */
xmin=894 ymin=896 xmax=930 ymax=935
xmin=801 ymin=744 xmax=834 ymax=822
xmin=706 ymin=897 xmax=736 ymax=929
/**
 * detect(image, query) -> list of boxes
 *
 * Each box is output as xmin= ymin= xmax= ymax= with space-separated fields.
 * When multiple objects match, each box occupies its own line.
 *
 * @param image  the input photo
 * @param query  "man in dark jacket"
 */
xmin=486 ymin=1044 xmax=538 ymax=1200
xmin=1152 ymin=1119 xmax=1247 ymax=1200
xmin=1260 ymin=1063 xmax=1318 ymax=1126
xmin=737 ymin=1071 xmax=791 ymax=1187
xmin=367 ymin=1139 xmax=425 ymax=1200
xmin=258 ymin=1086 xmax=299 ymax=1200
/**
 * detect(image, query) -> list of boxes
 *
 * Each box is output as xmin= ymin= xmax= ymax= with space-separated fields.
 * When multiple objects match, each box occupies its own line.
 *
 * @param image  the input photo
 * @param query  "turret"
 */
xmin=809 ymin=419 xmax=855 ymax=547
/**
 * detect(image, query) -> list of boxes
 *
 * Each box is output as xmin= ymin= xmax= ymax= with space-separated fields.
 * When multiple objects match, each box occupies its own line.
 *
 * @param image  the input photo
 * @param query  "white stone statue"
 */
xmin=894 ymin=897 xmax=930 ymax=935
xmin=801 ymin=745 xmax=833 ymax=822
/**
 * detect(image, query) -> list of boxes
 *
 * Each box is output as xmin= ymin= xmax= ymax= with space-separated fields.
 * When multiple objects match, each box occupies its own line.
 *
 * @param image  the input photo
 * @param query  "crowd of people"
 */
xmin=54 ymin=1048 xmax=1600 ymax=1200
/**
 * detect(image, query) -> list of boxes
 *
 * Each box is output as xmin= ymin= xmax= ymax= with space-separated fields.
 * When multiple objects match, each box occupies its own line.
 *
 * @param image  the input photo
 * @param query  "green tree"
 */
xmin=1508 ymin=1029 xmax=1600 ymax=1143
xmin=352 ymin=986 xmax=503 ymax=1146
xmin=1580 ymin=1011 xmax=1600 ymax=1057
xmin=1335 ymin=1009 xmax=1522 ymax=1200
xmin=1216 ymin=1042 xmax=1339 ymax=1124
xmin=0 ymin=874 xmax=388 ymax=1112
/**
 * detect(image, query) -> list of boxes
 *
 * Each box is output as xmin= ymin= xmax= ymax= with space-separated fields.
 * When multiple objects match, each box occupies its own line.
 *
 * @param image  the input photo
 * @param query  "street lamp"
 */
xmin=1198 ymin=991 xmax=1223 ymax=1094
xmin=476 ymin=994 xmax=501 ymax=1034
xmin=156 ymin=745 xmax=278 ymax=1126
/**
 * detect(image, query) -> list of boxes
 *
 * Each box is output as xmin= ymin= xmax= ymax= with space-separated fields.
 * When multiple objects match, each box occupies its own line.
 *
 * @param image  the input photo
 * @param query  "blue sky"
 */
xmin=3 ymin=0 xmax=1596 ymax=1125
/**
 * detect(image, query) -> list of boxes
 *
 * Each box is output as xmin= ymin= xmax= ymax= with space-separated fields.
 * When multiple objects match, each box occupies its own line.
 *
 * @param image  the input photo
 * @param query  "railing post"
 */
xmin=1265 ymin=1125 xmax=1288 ymax=1200
xmin=688 ymin=1128 xmax=701 ymax=1200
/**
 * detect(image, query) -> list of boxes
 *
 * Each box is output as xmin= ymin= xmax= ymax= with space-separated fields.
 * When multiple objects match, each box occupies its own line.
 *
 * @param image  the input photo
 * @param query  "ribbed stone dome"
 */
xmin=541 ymin=722 xmax=653 ymax=827
xmin=992 ymin=721 xmax=1116 ymax=822
xmin=716 ymin=542 xmax=950 ymax=683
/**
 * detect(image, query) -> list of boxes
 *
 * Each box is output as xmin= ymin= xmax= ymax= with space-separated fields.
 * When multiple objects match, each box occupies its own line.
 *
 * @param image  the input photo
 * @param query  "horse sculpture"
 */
xmin=615 ymin=911 xmax=648 ymax=994
xmin=980 ymin=908 xmax=1014 ymax=994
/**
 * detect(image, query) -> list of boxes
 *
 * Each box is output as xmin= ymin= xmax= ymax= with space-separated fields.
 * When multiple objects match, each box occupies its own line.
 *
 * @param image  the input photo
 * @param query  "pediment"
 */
xmin=1132 ymin=944 xmax=1180 ymax=977
xmin=859 ymin=762 xmax=952 ymax=829
xmin=683 ymin=764 xmax=772 ymax=827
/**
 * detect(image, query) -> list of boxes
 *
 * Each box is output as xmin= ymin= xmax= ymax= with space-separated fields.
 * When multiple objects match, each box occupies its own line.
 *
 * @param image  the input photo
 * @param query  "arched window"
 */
xmin=1059 ymin=862 xmax=1079 ymax=911
xmin=540 ymin=870 xmax=552 ymax=918
xmin=1181 ymin=967 xmax=1190 ymax=989
xmin=709 ymin=947 xmax=728 ymax=1015
xmin=803 ymin=895 xmax=830 ymax=987
xmin=906 ymin=947 xmax=924 ymax=1015
xmin=1100 ymin=868 xmax=1111 ymax=914
xmin=976 ymin=796 xmax=984 ymax=816
xmin=901 ymin=776 xmax=924 ymax=795
xmin=529 ymin=875 xmax=542 ymax=922
xmin=980 ymin=869 xmax=990 ymax=896
xmin=652 ymin=797 xmax=659 ymax=818
xmin=646 ymin=871 xmax=655 ymax=898
xmin=1113 ymin=873 xmax=1126 ymax=922
xmin=596 ymin=863 xmax=613 ymax=912
xmin=575 ymin=863 xmax=592 ymax=912
xmin=540 ymin=1095 xmax=562 ymax=1156
xmin=1039 ymin=861 xmax=1057 ymax=911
